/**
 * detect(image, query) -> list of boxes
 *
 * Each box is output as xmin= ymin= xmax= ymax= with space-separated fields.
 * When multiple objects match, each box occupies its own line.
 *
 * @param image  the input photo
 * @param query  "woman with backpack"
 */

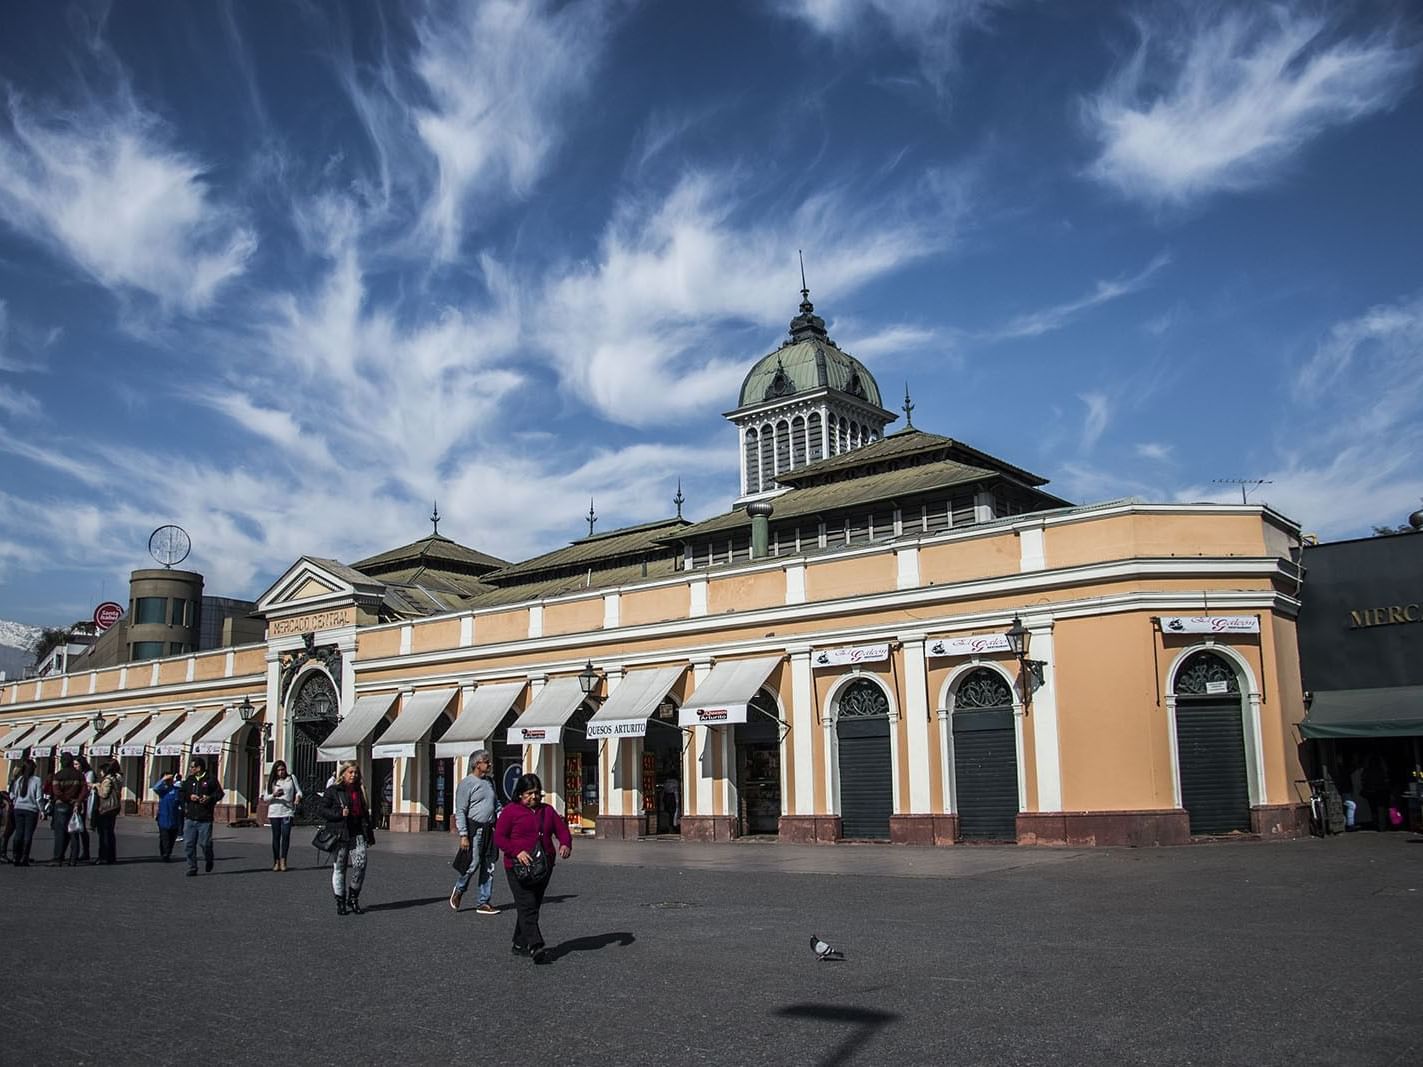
xmin=92 ymin=760 xmax=123 ymax=864
xmin=493 ymin=773 xmax=572 ymax=965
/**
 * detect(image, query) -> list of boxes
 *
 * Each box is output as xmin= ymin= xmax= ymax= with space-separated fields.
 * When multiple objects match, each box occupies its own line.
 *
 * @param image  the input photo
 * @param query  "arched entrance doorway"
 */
xmin=952 ymin=667 xmax=1019 ymax=841
xmin=735 ymin=690 xmax=782 ymax=836
xmin=1172 ymin=651 xmax=1251 ymax=835
xmin=289 ymin=671 xmax=338 ymax=821
xmin=835 ymin=678 xmax=892 ymax=840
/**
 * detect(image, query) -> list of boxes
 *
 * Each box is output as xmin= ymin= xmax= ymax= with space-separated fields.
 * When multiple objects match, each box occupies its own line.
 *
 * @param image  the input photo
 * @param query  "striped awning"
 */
xmin=434 ymin=683 xmax=524 ymax=759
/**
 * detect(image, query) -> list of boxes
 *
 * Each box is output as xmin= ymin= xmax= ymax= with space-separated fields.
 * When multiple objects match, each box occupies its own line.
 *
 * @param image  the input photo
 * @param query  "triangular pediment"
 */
xmin=292 ymin=576 xmax=339 ymax=600
xmin=256 ymin=556 xmax=384 ymax=617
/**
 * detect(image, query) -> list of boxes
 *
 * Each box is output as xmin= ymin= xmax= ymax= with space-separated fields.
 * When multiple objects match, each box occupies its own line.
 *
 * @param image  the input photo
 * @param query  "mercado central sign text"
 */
xmin=268 ymin=608 xmax=355 ymax=636
xmin=1348 ymin=605 xmax=1423 ymax=629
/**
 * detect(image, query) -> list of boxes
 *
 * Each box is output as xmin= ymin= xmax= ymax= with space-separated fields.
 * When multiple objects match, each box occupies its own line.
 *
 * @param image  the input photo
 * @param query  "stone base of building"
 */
xmin=217 ymin=803 xmax=257 ymax=826
xmin=889 ymin=813 xmax=959 ymax=845
xmin=778 ymin=815 xmax=842 ymax=843
xmin=596 ymin=814 xmax=652 ymax=840
xmin=1016 ymin=809 xmax=1193 ymax=847
xmin=386 ymin=812 xmax=430 ymax=834
xmin=681 ymin=815 xmax=736 ymax=842
xmin=1250 ymin=803 xmax=1310 ymax=839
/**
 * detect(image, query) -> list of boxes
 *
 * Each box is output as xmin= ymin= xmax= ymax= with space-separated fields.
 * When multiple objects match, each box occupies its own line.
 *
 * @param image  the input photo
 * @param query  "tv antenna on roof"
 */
xmin=1212 ymin=479 xmax=1273 ymax=504
xmin=148 ymin=524 xmax=191 ymax=568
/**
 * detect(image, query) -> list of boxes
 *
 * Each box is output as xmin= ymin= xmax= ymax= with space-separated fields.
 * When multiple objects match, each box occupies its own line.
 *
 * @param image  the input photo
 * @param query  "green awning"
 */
xmin=1299 ymin=686 xmax=1423 ymax=738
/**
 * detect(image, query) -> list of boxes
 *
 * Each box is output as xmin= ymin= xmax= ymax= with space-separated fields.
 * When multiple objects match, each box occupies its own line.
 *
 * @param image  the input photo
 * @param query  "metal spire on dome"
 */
xmin=673 ymin=479 xmax=685 ymax=519
xmin=586 ymin=497 xmax=597 ymax=537
xmin=430 ymin=500 xmax=441 ymax=536
xmin=902 ymin=383 xmax=915 ymax=429
xmin=798 ymin=249 xmax=811 ymax=311
xmin=788 ymin=250 xmax=828 ymax=343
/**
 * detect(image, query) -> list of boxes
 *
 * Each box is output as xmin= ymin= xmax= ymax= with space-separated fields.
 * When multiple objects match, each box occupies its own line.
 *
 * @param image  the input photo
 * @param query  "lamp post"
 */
xmin=237 ymin=696 xmax=256 ymax=723
xmin=1004 ymin=615 xmax=1046 ymax=701
xmin=91 ymin=711 xmax=107 ymax=736
xmin=578 ymin=660 xmax=600 ymax=696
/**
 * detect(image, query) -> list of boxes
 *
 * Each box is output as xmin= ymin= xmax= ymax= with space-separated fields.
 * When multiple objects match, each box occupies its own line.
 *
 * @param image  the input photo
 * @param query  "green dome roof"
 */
xmin=736 ymin=292 xmax=883 ymax=409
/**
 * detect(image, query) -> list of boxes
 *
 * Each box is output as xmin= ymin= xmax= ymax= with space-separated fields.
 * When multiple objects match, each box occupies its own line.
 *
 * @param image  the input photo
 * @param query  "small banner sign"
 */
xmin=927 ymin=633 xmax=1011 ymax=658
xmin=507 ymin=725 xmax=553 ymax=745
xmin=1159 ymin=615 xmax=1259 ymax=635
xmin=812 ymin=643 xmax=890 ymax=668
xmin=586 ymin=719 xmax=648 ymax=739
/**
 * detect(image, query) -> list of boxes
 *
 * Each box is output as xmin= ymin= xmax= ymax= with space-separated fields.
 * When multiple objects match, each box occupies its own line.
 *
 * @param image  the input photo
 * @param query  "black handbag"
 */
xmin=452 ymin=845 xmax=472 ymax=874
xmin=512 ymin=842 xmax=548 ymax=885
xmin=312 ymin=825 xmax=346 ymax=853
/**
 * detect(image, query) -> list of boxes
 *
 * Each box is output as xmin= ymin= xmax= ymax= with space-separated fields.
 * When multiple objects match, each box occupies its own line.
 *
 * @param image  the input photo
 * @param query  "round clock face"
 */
xmin=148 ymin=524 xmax=192 ymax=567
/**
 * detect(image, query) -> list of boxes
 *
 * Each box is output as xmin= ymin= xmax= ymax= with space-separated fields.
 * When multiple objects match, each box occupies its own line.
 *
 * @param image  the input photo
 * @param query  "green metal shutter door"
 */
xmin=837 ymin=716 xmax=892 ymax=839
xmin=1175 ymin=701 xmax=1252 ymax=835
xmin=953 ymin=709 xmax=1019 ymax=840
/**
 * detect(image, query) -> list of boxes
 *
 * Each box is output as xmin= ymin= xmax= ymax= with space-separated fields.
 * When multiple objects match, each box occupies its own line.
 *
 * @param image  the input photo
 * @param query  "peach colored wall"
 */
xmin=94 ymin=669 xmax=123 ymax=694
xmin=1054 ymin=612 xmax=1175 ymax=811
xmin=708 ymin=569 xmax=784 ymax=615
xmin=158 ymin=659 xmax=187 ymax=686
xmin=412 ymin=618 xmax=461 ymax=654
xmin=232 ymin=648 xmax=265 ymax=677
xmin=194 ymin=654 xmax=227 ymax=681
xmin=806 ymin=553 xmax=898 ymax=601
xmin=358 ymin=628 xmax=402 ymax=659
xmin=543 ymin=597 xmax=603 ymax=638
xmin=917 ymin=536 xmax=1019 ymax=586
xmin=1264 ymin=615 xmax=1307 ymax=804
xmin=620 ymin=585 xmax=688 ymax=628
xmin=38 ymin=678 xmax=61 ymax=701
xmin=477 ymin=609 xmax=529 ymax=645
xmin=1047 ymin=513 xmax=1273 ymax=569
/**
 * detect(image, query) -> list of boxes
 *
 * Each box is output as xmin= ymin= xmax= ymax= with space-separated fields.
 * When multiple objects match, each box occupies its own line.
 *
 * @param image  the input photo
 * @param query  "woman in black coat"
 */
xmin=320 ymin=761 xmax=375 ymax=915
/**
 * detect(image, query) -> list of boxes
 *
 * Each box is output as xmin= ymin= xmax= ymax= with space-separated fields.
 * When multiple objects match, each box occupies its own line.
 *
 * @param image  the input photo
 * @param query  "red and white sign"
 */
xmin=1159 ymin=615 xmax=1260 ymax=635
xmin=813 ymin=643 xmax=890 ymax=668
xmin=927 ymin=633 xmax=1012 ymax=658
xmin=93 ymin=601 xmax=124 ymax=632
xmin=508 ymin=726 xmax=551 ymax=745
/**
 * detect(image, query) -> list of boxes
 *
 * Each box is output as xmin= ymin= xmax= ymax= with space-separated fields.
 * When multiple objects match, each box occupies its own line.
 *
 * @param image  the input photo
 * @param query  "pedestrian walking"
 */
xmin=180 ymin=756 xmax=224 ymax=876
xmin=320 ymin=761 xmax=375 ymax=915
xmin=152 ymin=771 xmax=184 ymax=861
xmin=450 ymin=750 xmax=500 ymax=914
xmin=8 ymin=760 xmax=42 ymax=866
xmin=261 ymin=760 xmax=302 ymax=872
xmin=493 ymin=773 xmax=572 ymax=965
xmin=48 ymin=757 xmax=86 ymax=866
xmin=92 ymin=761 xmax=123 ymax=864
xmin=76 ymin=756 xmax=95 ymax=863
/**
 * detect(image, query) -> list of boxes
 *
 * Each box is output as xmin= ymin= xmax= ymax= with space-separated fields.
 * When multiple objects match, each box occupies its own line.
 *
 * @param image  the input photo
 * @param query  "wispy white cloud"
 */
xmin=0 ymin=386 xmax=39 ymax=420
xmin=777 ymin=0 xmax=1005 ymax=89
xmin=1085 ymin=5 xmax=1417 ymax=207
xmin=0 ymin=87 xmax=255 ymax=313
xmin=837 ymin=324 xmax=947 ymax=363
xmin=1135 ymin=441 xmax=1174 ymax=463
xmin=1078 ymin=391 xmax=1110 ymax=451
xmin=985 ymin=252 xmax=1170 ymax=340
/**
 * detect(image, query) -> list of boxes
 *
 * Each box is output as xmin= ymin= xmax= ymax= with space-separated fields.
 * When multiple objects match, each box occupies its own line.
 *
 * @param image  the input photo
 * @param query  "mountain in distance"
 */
xmin=0 ymin=619 xmax=41 ymax=680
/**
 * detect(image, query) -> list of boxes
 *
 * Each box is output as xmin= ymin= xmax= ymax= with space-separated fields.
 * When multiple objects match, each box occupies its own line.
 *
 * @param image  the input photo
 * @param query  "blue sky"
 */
xmin=0 ymin=0 xmax=1420 ymax=628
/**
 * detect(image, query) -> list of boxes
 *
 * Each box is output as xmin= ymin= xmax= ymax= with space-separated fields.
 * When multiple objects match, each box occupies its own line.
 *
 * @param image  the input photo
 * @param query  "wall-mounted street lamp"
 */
xmin=91 ymin=711 xmax=107 ymax=735
xmin=577 ymin=660 xmax=601 ymax=696
xmin=1004 ymin=615 xmax=1047 ymax=692
xmin=237 ymin=696 xmax=256 ymax=723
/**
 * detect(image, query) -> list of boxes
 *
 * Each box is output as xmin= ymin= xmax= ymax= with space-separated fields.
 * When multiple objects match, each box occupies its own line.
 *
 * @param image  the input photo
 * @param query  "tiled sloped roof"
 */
xmin=485 ymin=518 xmax=689 ymax=582
xmin=353 ymin=535 xmax=507 ymax=574
xmin=304 ymin=557 xmax=385 ymax=590
xmin=774 ymin=429 xmax=1049 ymax=488
xmin=666 ymin=459 xmax=999 ymax=540
xmin=467 ymin=557 xmax=682 ymax=607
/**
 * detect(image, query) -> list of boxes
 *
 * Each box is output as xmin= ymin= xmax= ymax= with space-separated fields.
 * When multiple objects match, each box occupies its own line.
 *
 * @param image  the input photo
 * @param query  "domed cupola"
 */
xmin=727 ymin=282 xmax=897 ymax=502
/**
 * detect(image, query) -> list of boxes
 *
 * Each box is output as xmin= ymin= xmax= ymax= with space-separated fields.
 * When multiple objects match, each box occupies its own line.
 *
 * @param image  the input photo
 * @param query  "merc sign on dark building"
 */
xmin=1296 ymin=532 xmax=1423 ymax=830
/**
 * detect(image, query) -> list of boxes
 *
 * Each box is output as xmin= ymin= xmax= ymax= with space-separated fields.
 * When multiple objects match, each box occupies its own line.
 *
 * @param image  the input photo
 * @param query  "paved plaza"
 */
xmin=5 ymin=826 xmax=1421 ymax=1066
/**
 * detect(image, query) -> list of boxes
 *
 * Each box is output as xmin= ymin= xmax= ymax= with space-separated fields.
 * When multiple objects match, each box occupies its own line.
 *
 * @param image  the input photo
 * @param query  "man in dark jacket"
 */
xmin=180 ymin=757 xmax=223 ymax=876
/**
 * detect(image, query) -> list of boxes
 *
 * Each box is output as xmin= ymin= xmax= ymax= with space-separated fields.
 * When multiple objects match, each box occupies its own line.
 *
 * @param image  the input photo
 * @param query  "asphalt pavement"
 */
xmin=3 ymin=823 xmax=1420 ymax=1066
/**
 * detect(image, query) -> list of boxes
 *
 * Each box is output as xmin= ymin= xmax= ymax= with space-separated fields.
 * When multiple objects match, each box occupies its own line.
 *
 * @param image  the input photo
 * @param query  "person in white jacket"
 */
xmin=8 ymin=759 xmax=43 ymax=866
xmin=261 ymin=760 xmax=303 ymax=872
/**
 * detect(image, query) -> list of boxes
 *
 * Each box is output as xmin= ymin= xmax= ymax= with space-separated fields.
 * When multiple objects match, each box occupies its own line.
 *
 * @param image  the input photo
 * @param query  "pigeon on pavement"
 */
xmin=810 ymin=934 xmax=845 ymax=961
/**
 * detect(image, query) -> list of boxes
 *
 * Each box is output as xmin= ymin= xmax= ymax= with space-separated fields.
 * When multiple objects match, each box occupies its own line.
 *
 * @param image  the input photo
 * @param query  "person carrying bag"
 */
xmin=492 ymin=772 xmax=572 ymax=965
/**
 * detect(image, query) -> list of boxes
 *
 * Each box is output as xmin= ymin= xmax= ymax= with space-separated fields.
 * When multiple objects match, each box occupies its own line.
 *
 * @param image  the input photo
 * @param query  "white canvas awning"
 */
xmin=119 ymin=710 xmax=181 ymax=757
xmin=678 ymin=656 xmax=782 ymax=727
xmin=59 ymin=719 xmax=101 ymax=755
xmin=89 ymin=715 xmax=148 ymax=758
xmin=318 ymin=692 xmax=398 ymax=761
xmin=434 ymin=683 xmax=524 ymax=759
xmin=371 ymin=688 xmax=457 ymax=759
xmin=586 ymin=667 xmax=685 ymax=740
xmin=506 ymin=677 xmax=587 ymax=746
xmin=156 ymin=708 xmax=224 ymax=757
xmin=29 ymin=720 xmax=84 ymax=758
xmin=2 ymin=722 xmax=35 ymax=759
xmin=193 ymin=707 xmax=259 ymax=755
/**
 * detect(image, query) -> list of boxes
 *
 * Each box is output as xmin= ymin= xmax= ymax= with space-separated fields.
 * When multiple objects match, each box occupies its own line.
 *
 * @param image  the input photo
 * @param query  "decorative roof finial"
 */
xmin=673 ymin=478 xmax=685 ymax=520
xmin=586 ymin=496 xmax=597 ymax=537
xmin=430 ymin=500 xmax=441 ymax=536
xmin=798 ymin=249 xmax=812 ymax=313
xmin=902 ymin=383 xmax=915 ymax=429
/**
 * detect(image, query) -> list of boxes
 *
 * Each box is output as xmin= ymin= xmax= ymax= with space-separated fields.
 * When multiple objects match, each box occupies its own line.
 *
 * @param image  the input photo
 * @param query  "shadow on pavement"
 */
xmin=774 ymin=1004 xmax=900 ymax=1066
xmin=365 ymin=895 xmax=448 ymax=912
xmin=547 ymin=931 xmax=635 ymax=960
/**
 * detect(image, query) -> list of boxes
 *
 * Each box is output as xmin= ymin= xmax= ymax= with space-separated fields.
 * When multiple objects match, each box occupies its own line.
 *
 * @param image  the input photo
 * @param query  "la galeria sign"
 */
xmin=1158 ymin=615 xmax=1260 ymax=635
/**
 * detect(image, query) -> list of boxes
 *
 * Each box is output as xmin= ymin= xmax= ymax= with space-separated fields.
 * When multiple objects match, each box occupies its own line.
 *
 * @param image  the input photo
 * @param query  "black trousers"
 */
xmin=505 ymin=868 xmax=551 ymax=951
xmin=158 ymin=825 xmax=180 ymax=859
xmin=95 ymin=812 xmax=119 ymax=863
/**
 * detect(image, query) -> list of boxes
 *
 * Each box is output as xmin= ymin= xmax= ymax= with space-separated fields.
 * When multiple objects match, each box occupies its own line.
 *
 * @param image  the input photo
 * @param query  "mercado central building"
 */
xmin=0 ymin=291 xmax=1311 ymax=845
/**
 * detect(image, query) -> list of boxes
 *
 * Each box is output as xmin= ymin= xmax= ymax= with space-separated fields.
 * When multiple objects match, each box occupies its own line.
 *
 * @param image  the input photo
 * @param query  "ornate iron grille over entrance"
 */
xmin=955 ymin=668 xmax=1012 ymax=710
xmin=1174 ymin=652 xmax=1240 ymax=695
xmin=838 ymin=679 xmax=890 ymax=718
xmin=290 ymin=671 xmax=338 ymax=823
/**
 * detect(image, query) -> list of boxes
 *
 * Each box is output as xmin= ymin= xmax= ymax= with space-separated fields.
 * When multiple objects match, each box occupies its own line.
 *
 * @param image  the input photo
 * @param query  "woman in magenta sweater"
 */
xmin=493 ymin=773 xmax=572 ymax=964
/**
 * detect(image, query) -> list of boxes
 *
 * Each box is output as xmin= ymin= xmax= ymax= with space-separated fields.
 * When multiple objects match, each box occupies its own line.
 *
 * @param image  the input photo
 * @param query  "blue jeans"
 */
xmin=270 ymin=817 xmax=292 ymax=862
xmin=11 ymin=810 xmax=38 ymax=863
xmin=183 ymin=820 xmax=213 ymax=872
xmin=452 ymin=826 xmax=495 ymax=905
xmin=50 ymin=803 xmax=73 ymax=862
